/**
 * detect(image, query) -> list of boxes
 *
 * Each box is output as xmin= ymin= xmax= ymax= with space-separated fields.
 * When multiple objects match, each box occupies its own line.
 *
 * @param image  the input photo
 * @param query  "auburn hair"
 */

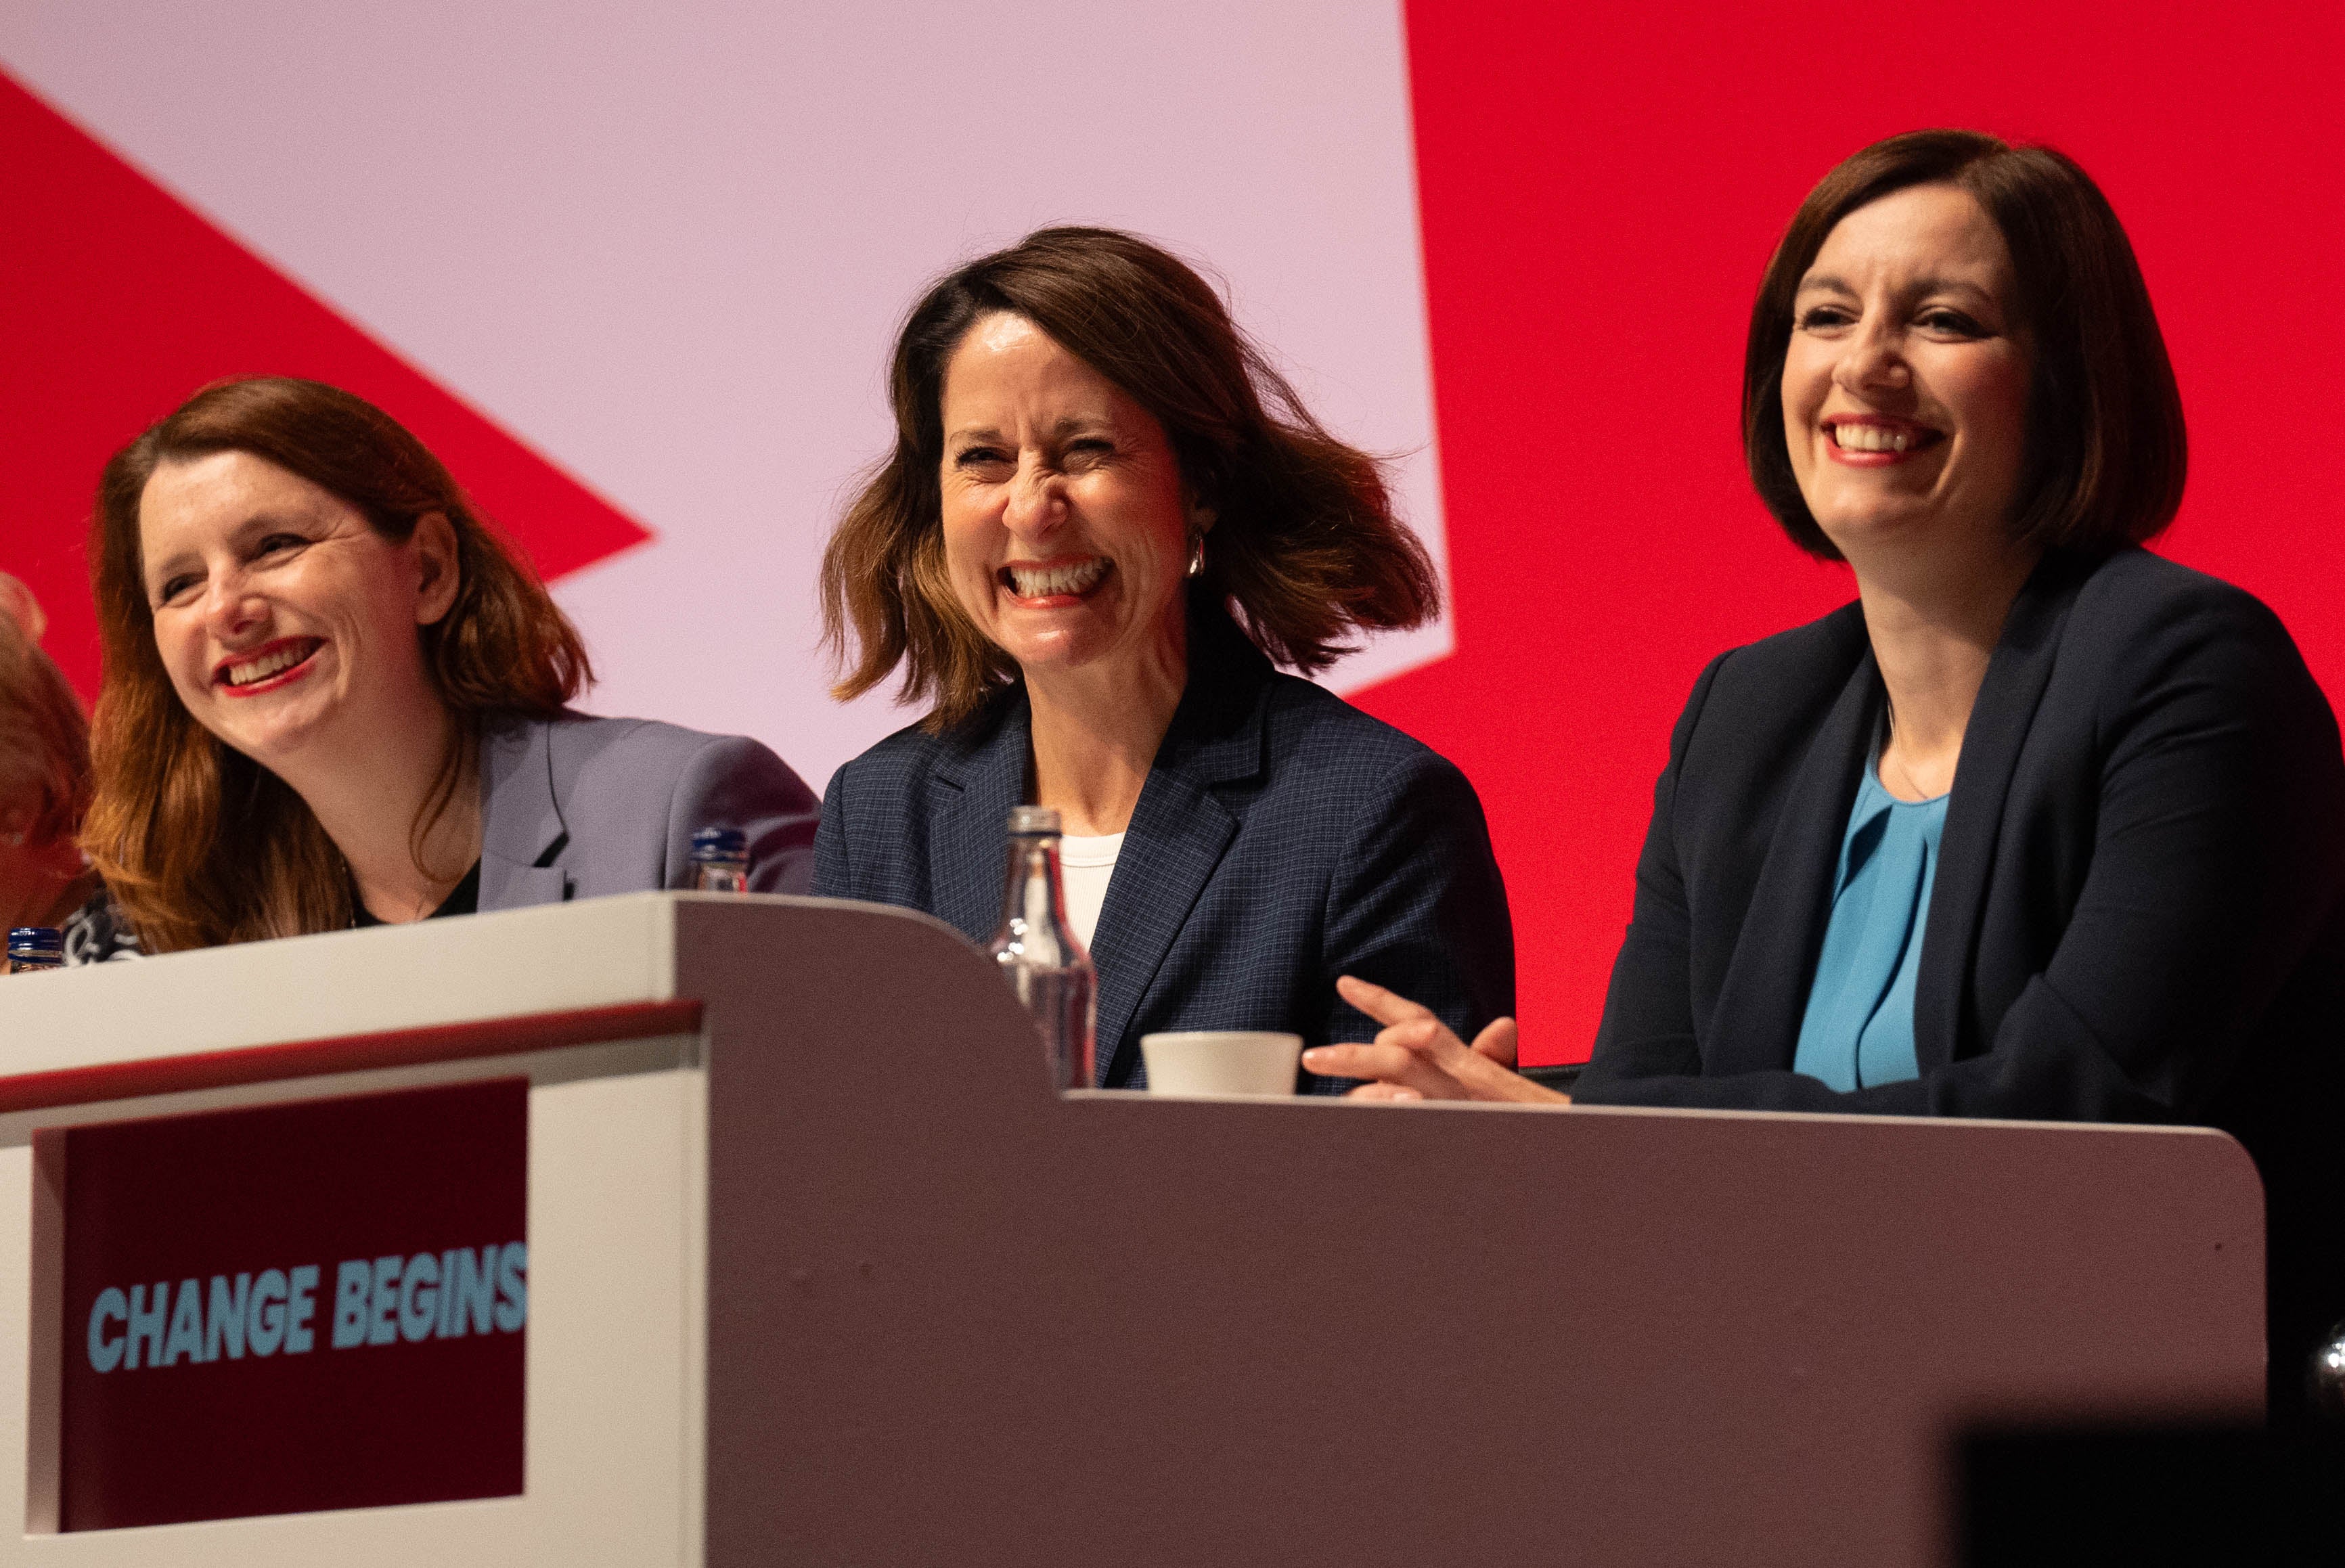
xmin=83 ymin=376 xmax=591 ymax=951
xmin=821 ymin=226 xmax=1440 ymax=730
xmin=0 ymin=599 xmax=91 ymax=849
xmin=1744 ymin=129 xmax=2188 ymax=559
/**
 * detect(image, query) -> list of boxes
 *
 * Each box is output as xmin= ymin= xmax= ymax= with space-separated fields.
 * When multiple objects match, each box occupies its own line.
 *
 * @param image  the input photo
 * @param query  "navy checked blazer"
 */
xmin=813 ymin=610 xmax=1515 ymax=1091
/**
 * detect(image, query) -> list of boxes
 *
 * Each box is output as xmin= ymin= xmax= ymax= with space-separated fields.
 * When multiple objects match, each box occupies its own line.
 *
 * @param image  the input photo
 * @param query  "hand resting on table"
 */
xmin=1303 ymin=976 xmax=1569 ymax=1104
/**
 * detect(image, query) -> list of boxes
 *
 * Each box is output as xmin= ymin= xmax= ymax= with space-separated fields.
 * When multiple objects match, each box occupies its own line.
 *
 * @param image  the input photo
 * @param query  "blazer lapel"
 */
xmin=1911 ymin=552 xmax=2081 ymax=1071
xmin=929 ymin=700 xmax=1030 ymax=945
xmin=1706 ymin=642 xmax=1883 ymax=1075
xmin=1088 ymin=658 xmax=1261 ymax=1085
xmin=476 ymin=717 xmax=573 ymax=911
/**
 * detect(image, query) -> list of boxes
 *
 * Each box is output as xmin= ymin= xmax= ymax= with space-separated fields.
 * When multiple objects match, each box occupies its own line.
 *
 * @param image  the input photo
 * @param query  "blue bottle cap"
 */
xmin=690 ymin=826 xmax=747 ymax=859
xmin=9 ymin=926 xmax=63 ymax=954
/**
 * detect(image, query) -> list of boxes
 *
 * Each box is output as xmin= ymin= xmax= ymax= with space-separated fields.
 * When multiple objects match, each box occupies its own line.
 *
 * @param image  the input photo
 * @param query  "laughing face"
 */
xmin=1783 ymin=182 xmax=2032 ymax=562
xmin=138 ymin=449 xmax=458 ymax=776
xmin=937 ymin=313 xmax=1204 ymax=684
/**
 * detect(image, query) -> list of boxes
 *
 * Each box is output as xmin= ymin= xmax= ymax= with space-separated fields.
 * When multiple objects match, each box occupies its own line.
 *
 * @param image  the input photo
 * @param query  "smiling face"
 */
xmin=937 ymin=312 xmax=1203 ymax=683
xmin=1783 ymin=183 xmax=2033 ymax=562
xmin=138 ymin=449 xmax=458 ymax=777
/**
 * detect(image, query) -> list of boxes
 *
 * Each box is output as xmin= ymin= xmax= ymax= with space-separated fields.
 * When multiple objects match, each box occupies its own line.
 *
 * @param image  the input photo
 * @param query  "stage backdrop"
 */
xmin=4 ymin=1 xmax=2340 ymax=1063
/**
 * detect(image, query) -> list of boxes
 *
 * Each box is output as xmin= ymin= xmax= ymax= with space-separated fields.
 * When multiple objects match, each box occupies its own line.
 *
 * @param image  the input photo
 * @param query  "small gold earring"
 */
xmin=1186 ymin=535 xmax=1205 ymax=578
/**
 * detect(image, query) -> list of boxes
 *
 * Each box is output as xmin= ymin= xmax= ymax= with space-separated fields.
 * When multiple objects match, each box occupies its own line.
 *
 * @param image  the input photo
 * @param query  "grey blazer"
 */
xmin=475 ymin=713 xmax=820 ymax=909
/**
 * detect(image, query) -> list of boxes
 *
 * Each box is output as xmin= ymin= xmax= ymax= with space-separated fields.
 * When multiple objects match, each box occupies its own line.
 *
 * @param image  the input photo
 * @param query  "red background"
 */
xmin=1364 ymin=0 xmax=2345 ymax=1060
xmin=55 ymin=1079 xmax=526 ymax=1529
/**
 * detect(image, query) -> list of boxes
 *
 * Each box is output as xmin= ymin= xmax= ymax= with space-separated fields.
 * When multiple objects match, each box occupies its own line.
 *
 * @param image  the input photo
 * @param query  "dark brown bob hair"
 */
xmin=1745 ymin=129 xmax=2187 ymax=559
xmin=821 ymin=226 xmax=1440 ymax=730
xmin=84 ymin=376 xmax=591 ymax=952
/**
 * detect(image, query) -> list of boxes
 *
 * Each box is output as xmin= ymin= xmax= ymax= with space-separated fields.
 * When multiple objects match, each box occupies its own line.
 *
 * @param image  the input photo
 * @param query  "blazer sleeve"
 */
xmin=1319 ymin=751 xmax=1516 ymax=1048
xmin=812 ymin=765 xmax=851 ymax=898
xmin=663 ymin=734 xmax=822 ymax=896
xmin=1577 ymin=589 xmax=2345 ymax=1122
xmin=1579 ymin=652 xmax=1729 ymax=1083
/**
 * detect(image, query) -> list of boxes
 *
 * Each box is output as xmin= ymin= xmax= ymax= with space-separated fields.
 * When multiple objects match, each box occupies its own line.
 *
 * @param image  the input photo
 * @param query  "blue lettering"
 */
xmin=247 ymin=1270 xmax=288 ymax=1356
xmin=87 ymin=1287 xmax=128 ymax=1373
xmin=398 ymin=1251 xmax=439 ymax=1343
xmin=444 ymin=1247 xmax=495 ymax=1338
xmin=368 ymin=1255 xmax=401 ymax=1346
xmin=206 ymin=1273 xmax=251 ymax=1361
xmin=160 ymin=1278 xmax=205 ymax=1366
xmin=125 ymin=1282 xmax=166 ymax=1369
xmin=331 ymin=1259 xmax=371 ymax=1349
xmin=285 ymin=1263 xmax=320 ymax=1353
xmin=494 ymin=1242 xmax=529 ymax=1333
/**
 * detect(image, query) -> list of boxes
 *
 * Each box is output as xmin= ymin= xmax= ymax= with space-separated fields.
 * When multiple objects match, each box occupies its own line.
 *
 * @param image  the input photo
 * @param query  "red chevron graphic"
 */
xmin=1 ymin=70 xmax=650 ymax=699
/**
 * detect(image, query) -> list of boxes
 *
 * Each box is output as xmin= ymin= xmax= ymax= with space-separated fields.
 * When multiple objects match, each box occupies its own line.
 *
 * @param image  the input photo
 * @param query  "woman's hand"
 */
xmin=1303 ymin=976 xmax=1570 ymax=1104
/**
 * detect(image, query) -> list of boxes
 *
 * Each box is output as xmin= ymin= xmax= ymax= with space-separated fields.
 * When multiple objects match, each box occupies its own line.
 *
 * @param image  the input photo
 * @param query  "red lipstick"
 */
xmin=213 ymin=636 xmax=323 ymax=698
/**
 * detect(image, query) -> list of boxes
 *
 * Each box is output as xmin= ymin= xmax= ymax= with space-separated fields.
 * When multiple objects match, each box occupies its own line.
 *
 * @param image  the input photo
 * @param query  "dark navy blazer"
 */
xmin=1574 ymin=546 xmax=2345 ymax=1412
xmin=813 ymin=612 xmax=1515 ymax=1090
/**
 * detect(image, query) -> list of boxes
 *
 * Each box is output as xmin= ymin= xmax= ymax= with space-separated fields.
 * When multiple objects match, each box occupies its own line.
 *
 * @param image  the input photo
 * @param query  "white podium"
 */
xmin=0 ymin=894 xmax=2264 ymax=1566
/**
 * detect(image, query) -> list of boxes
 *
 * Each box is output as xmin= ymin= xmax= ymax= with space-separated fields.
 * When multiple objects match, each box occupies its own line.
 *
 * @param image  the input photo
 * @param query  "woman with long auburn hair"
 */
xmin=84 ymin=376 xmax=818 ymax=952
xmin=815 ymin=227 xmax=1513 ymax=1091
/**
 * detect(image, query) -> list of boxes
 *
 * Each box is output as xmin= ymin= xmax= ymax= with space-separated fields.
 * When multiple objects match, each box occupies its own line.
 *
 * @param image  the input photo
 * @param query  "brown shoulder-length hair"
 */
xmin=0 ymin=593 xmax=91 ymax=849
xmin=83 ymin=376 xmax=592 ymax=952
xmin=1744 ymin=129 xmax=2187 ymax=559
xmin=821 ymin=226 xmax=1440 ymax=730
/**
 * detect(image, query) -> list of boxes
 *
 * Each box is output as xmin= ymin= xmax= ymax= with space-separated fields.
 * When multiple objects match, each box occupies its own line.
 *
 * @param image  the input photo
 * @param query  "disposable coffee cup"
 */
xmin=1139 ymin=1031 xmax=1304 ymax=1097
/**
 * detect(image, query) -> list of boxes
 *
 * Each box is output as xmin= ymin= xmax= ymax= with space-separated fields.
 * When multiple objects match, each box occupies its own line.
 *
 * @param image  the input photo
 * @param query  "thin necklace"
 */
xmin=1881 ymin=712 xmax=1940 ymax=802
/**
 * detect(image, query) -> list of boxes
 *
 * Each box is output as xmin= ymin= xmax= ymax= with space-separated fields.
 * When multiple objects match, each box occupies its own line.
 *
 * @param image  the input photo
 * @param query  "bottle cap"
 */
xmin=8 ymin=926 xmax=63 ymax=956
xmin=689 ymin=826 xmax=748 ymax=859
xmin=1006 ymin=805 xmax=1062 ymax=835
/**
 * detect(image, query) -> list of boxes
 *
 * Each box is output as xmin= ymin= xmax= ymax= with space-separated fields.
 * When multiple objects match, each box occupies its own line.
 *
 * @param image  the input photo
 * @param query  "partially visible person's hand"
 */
xmin=1303 ymin=975 xmax=1569 ymax=1104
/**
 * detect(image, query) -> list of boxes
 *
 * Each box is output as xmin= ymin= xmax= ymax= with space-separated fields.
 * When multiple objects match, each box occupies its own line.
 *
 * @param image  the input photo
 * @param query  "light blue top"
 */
xmin=1791 ymin=761 xmax=1949 ymax=1092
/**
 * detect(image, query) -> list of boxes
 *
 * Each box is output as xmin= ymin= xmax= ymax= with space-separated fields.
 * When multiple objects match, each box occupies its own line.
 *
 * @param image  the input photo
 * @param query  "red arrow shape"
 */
xmin=1 ymin=69 xmax=650 ymax=699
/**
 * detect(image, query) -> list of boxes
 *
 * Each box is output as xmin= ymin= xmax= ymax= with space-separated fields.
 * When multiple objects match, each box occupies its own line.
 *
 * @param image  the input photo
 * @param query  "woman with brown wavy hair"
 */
xmin=814 ymin=227 xmax=1513 ymax=1091
xmin=85 ymin=376 xmax=819 ymax=951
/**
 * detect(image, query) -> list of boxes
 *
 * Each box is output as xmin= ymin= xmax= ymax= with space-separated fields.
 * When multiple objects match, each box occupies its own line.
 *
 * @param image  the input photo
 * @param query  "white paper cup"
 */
xmin=1139 ymin=1031 xmax=1305 ymax=1097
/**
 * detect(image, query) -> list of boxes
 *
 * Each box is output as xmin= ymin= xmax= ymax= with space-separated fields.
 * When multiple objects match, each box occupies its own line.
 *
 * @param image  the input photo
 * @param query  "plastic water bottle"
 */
xmin=7 ymin=926 xmax=64 ymax=974
xmin=986 ymin=806 xmax=1097 ymax=1092
xmin=688 ymin=827 xmax=750 ymax=893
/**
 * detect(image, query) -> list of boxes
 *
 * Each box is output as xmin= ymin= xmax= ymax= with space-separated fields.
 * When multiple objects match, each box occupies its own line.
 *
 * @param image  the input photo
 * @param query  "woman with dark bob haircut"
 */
xmin=85 ymin=376 xmax=820 ymax=951
xmin=816 ymin=227 xmax=1513 ymax=1090
xmin=1315 ymin=131 xmax=2345 ymax=1415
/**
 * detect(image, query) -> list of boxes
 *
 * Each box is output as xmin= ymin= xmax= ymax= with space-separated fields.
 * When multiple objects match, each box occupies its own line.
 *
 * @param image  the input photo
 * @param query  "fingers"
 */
xmin=1323 ymin=982 xmax=1563 ymax=1106
xmin=1355 ymin=989 xmax=1477 ymax=1077
xmin=1442 ymin=1018 xmax=1568 ymax=1102
xmin=1469 ymin=1018 xmax=1519 ymax=1069
xmin=1303 ymin=1041 xmax=1463 ymax=1100
xmin=1343 ymin=1081 xmax=1423 ymax=1102
xmin=1335 ymin=974 xmax=1439 ymax=1030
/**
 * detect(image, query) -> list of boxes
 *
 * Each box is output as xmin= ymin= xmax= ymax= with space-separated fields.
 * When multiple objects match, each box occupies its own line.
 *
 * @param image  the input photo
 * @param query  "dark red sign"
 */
xmin=45 ymin=1077 xmax=527 ymax=1530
